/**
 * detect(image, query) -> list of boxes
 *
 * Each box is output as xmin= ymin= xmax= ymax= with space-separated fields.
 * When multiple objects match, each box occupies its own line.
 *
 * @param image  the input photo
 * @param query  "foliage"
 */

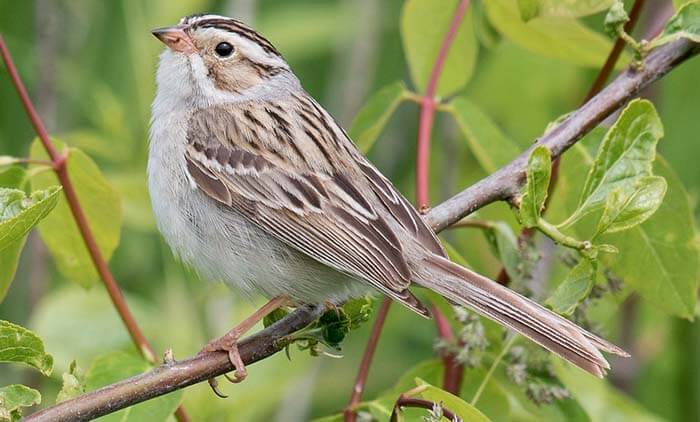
xmin=1 ymin=1 xmax=700 ymax=421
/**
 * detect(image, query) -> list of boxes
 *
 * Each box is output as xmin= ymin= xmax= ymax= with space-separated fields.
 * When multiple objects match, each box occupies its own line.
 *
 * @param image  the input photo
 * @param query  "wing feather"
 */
xmin=183 ymin=103 xmax=429 ymax=315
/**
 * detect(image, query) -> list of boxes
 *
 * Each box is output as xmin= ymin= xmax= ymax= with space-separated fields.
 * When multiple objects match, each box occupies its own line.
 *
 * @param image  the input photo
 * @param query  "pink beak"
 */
xmin=151 ymin=25 xmax=197 ymax=54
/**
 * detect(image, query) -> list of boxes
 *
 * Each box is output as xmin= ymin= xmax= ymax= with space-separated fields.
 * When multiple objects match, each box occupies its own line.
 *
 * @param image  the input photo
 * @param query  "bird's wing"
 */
xmin=183 ymin=99 xmax=433 ymax=316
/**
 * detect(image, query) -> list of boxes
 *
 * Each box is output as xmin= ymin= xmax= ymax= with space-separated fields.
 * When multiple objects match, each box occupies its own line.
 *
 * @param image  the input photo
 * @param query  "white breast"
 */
xmin=147 ymin=55 xmax=367 ymax=303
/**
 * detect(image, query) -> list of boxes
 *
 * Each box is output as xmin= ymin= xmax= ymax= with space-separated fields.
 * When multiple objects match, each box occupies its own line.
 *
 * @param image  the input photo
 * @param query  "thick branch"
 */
xmin=425 ymin=37 xmax=700 ymax=232
xmin=0 ymin=34 xmax=189 ymax=421
xmin=25 ymin=37 xmax=699 ymax=422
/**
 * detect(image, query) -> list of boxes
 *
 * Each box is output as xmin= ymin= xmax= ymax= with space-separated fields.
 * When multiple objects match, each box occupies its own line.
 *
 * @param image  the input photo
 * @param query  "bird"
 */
xmin=148 ymin=14 xmax=628 ymax=391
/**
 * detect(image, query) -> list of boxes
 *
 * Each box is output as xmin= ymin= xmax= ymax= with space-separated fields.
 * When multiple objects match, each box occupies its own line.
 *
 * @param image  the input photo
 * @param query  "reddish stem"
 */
xmin=582 ymin=0 xmax=646 ymax=105
xmin=416 ymin=0 xmax=471 ymax=395
xmin=346 ymin=1 xmax=472 ymax=415
xmin=416 ymin=0 xmax=470 ymax=209
xmin=343 ymin=298 xmax=392 ymax=422
xmin=0 ymin=36 xmax=189 ymax=422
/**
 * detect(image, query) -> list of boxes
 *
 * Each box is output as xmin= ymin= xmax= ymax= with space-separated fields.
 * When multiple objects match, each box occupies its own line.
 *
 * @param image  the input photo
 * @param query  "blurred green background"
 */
xmin=1 ymin=0 xmax=699 ymax=421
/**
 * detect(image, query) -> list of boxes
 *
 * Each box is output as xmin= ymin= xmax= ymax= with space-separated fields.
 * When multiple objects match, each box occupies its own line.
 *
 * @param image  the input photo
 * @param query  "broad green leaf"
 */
xmin=482 ymin=221 xmax=520 ymax=283
xmin=650 ymin=1 xmax=700 ymax=48
xmin=85 ymin=351 xmax=182 ymax=422
xmin=554 ymin=360 xmax=663 ymax=422
xmin=30 ymin=139 xmax=122 ymax=288
xmin=0 ymin=167 xmax=28 ymax=189
xmin=401 ymin=0 xmax=478 ymax=96
xmin=520 ymin=146 xmax=552 ymax=227
xmin=603 ymin=0 xmax=629 ymax=37
xmin=485 ymin=0 xmax=622 ymax=68
xmin=448 ymin=97 xmax=521 ymax=173
xmin=349 ymin=81 xmax=407 ymax=153
xmin=0 ymin=385 xmax=41 ymax=422
xmin=565 ymin=100 xmax=663 ymax=227
xmin=546 ymin=259 xmax=596 ymax=315
xmin=523 ymin=0 xmax=613 ymax=19
xmin=415 ymin=378 xmax=492 ymax=421
xmin=603 ymin=158 xmax=698 ymax=318
xmin=0 ymin=239 xmax=24 ymax=303
xmin=595 ymin=176 xmax=667 ymax=236
xmin=0 ymin=167 xmax=29 ymax=303
xmin=0 ymin=320 xmax=53 ymax=375
xmin=0 ymin=186 xmax=61 ymax=251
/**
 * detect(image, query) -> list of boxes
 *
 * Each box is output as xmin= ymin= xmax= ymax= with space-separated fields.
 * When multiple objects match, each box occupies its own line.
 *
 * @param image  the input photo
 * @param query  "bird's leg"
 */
xmin=199 ymin=295 xmax=289 ymax=396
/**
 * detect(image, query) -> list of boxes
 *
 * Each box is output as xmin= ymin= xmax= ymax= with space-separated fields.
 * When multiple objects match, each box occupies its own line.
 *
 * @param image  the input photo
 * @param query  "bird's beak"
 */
xmin=151 ymin=25 xmax=196 ymax=54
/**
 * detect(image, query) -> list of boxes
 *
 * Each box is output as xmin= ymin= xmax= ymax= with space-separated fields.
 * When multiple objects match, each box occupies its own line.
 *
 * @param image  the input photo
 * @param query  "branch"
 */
xmin=0 ymin=36 xmax=189 ymax=420
xmin=346 ymin=2 xmax=471 ymax=418
xmin=23 ymin=37 xmax=700 ymax=422
xmin=343 ymin=298 xmax=392 ymax=421
xmin=424 ymin=37 xmax=700 ymax=233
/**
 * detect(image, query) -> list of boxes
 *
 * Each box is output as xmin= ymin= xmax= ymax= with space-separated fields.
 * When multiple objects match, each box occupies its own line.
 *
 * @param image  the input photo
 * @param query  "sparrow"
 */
xmin=148 ymin=14 xmax=628 ymax=389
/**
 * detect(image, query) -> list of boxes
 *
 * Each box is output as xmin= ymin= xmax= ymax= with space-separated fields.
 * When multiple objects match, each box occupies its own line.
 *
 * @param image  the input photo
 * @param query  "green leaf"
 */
xmin=0 ymin=167 xmax=30 ymax=303
xmin=0 ymin=320 xmax=53 ymax=375
xmin=522 ymin=0 xmax=614 ymax=19
xmin=520 ymin=146 xmax=552 ymax=227
xmin=262 ymin=307 xmax=289 ymax=328
xmin=0 ymin=167 xmax=28 ymax=190
xmin=349 ymin=81 xmax=407 ymax=154
xmin=0 ymin=186 xmax=61 ymax=251
xmin=30 ymin=140 xmax=123 ymax=288
xmin=554 ymin=360 xmax=663 ymax=421
xmin=603 ymin=0 xmax=629 ymax=37
xmin=85 ymin=351 xmax=182 ymax=422
xmin=482 ymin=221 xmax=521 ymax=283
xmin=565 ymin=99 xmax=663 ymax=227
xmin=0 ymin=239 xmax=25 ymax=303
xmin=401 ymin=0 xmax=478 ymax=96
xmin=0 ymin=385 xmax=41 ymax=421
xmin=448 ymin=97 xmax=521 ymax=173
xmin=485 ymin=0 xmax=622 ymax=68
xmin=517 ymin=0 xmax=540 ymax=21
xmin=414 ymin=378 xmax=492 ymax=421
xmin=603 ymin=158 xmax=699 ymax=318
xmin=342 ymin=296 xmax=374 ymax=330
xmin=546 ymin=259 xmax=596 ymax=315
xmin=650 ymin=1 xmax=700 ymax=48
xmin=595 ymin=176 xmax=667 ymax=236
xmin=56 ymin=361 xmax=85 ymax=403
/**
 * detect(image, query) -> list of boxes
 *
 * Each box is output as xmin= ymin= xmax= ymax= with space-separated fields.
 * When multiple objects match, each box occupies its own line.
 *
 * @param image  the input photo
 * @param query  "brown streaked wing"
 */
xmin=184 ymin=106 xmax=430 ymax=317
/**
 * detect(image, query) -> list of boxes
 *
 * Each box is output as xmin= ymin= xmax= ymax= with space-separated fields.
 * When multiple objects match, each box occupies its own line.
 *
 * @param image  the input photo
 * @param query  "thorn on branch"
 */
xmin=163 ymin=348 xmax=175 ymax=366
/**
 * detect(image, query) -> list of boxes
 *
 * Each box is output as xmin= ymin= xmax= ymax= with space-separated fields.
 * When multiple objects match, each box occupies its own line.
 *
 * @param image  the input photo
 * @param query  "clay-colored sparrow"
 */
xmin=148 ymin=14 xmax=628 ymax=388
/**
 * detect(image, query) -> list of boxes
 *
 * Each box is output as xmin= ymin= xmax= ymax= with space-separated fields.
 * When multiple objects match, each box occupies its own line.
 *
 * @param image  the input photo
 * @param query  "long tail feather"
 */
xmin=412 ymin=254 xmax=629 ymax=377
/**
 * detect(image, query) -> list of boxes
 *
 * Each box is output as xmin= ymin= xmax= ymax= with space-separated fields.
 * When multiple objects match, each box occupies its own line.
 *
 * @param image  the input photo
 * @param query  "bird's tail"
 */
xmin=412 ymin=253 xmax=629 ymax=377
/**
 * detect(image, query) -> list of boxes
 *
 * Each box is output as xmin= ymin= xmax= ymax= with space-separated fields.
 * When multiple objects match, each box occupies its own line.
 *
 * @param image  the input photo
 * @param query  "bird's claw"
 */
xmin=208 ymin=377 xmax=228 ymax=399
xmin=199 ymin=335 xmax=247 ymax=397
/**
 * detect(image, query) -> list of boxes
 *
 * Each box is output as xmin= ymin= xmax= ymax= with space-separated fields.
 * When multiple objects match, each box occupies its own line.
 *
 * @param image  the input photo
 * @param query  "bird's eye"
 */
xmin=214 ymin=42 xmax=234 ymax=57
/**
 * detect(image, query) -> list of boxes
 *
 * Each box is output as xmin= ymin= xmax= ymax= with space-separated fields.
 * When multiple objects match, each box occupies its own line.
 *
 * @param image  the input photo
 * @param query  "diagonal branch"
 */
xmin=424 ymin=37 xmax=700 ymax=232
xmin=346 ymin=3 xmax=472 ymax=418
xmin=22 ymin=37 xmax=700 ymax=422
xmin=0 ymin=35 xmax=189 ymax=421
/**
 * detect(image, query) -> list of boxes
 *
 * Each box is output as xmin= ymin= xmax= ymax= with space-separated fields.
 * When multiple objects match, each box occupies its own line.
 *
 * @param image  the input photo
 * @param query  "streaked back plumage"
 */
xmin=149 ymin=14 xmax=630 ymax=378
